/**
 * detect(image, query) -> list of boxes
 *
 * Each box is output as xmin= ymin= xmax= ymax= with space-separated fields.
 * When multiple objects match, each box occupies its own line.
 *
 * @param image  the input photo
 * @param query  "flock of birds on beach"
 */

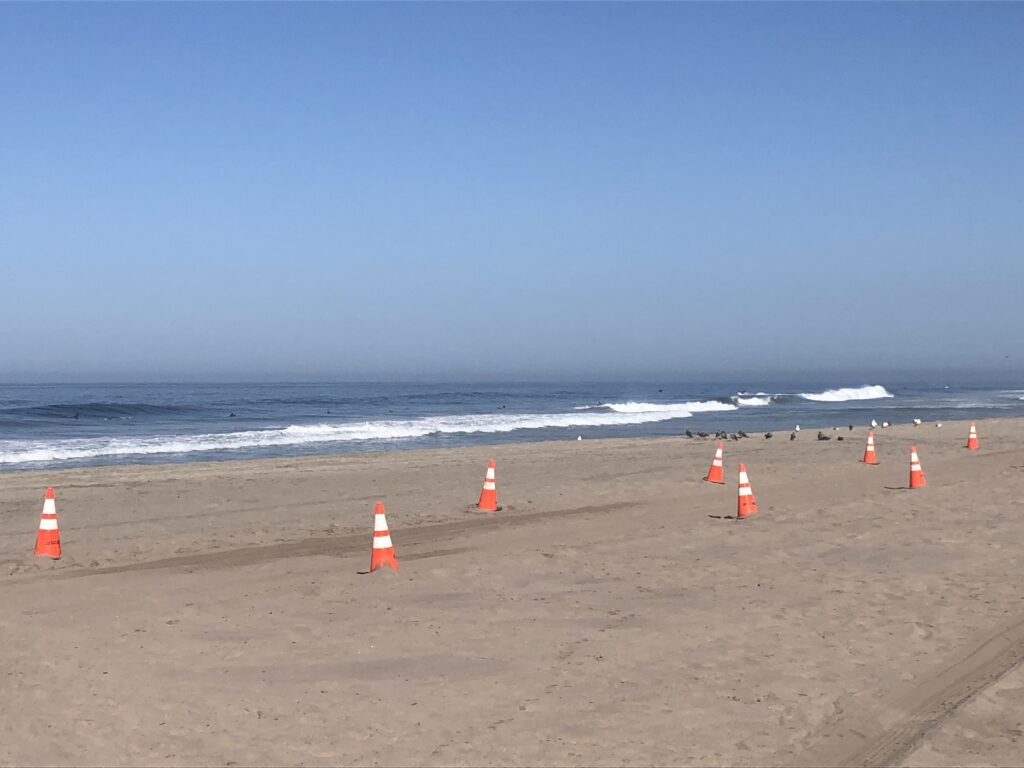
xmin=679 ymin=418 xmax=945 ymax=444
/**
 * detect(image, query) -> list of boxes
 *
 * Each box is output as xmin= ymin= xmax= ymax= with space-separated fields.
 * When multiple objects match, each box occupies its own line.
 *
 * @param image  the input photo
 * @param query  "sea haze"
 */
xmin=1 ymin=381 xmax=1022 ymax=470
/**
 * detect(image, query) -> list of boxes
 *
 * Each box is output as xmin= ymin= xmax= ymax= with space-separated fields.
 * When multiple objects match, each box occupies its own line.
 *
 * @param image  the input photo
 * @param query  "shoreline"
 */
xmin=0 ymin=413 xmax=1000 ymax=479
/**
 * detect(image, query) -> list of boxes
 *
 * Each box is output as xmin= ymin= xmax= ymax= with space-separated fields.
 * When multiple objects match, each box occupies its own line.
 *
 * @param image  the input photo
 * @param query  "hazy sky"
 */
xmin=2 ymin=3 xmax=1022 ymax=382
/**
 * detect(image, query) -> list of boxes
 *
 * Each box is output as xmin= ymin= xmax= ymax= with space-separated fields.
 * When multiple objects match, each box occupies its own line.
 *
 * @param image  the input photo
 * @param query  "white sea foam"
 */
xmin=597 ymin=401 xmax=736 ymax=415
xmin=798 ymin=385 xmax=894 ymax=402
xmin=0 ymin=407 xmax=722 ymax=466
xmin=735 ymin=396 xmax=772 ymax=406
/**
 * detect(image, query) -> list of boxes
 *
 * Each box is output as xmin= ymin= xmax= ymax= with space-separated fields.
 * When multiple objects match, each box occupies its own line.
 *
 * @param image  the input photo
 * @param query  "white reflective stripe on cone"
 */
xmin=38 ymin=518 xmax=59 ymax=531
xmin=372 ymin=535 xmax=393 ymax=549
xmin=42 ymin=499 xmax=56 ymax=515
xmin=374 ymin=515 xmax=389 ymax=532
xmin=482 ymin=481 xmax=496 ymax=490
xmin=739 ymin=487 xmax=753 ymax=496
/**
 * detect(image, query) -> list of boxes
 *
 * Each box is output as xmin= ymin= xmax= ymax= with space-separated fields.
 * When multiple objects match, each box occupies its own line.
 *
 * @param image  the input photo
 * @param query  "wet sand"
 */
xmin=1 ymin=418 xmax=1022 ymax=766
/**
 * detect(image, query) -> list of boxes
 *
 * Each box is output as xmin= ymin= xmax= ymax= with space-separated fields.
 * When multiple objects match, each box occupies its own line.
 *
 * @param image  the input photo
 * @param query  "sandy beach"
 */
xmin=2 ymin=417 xmax=1022 ymax=766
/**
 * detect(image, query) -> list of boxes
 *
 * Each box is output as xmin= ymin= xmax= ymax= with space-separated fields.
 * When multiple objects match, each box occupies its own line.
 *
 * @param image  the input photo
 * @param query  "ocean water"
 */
xmin=1 ymin=381 xmax=1023 ymax=471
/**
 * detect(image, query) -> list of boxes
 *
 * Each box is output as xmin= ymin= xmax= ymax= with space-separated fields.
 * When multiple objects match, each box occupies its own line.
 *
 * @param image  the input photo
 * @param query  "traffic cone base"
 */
xmin=909 ymin=447 xmax=926 ymax=489
xmin=967 ymin=423 xmax=979 ymax=451
xmin=369 ymin=501 xmax=398 ymax=572
xmin=737 ymin=464 xmax=758 ymax=519
xmin=705 ymin=442 xmax=725 ymax=484
xmin=34 ymin=487 xmax=61 ymax=559
xmin=478 ymin=460 xmax=498 ymax=511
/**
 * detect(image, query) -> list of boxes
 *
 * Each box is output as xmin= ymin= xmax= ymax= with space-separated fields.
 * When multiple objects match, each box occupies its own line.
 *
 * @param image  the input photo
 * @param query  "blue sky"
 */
xmin=2 ymin=3 xmax=1022 ymax=382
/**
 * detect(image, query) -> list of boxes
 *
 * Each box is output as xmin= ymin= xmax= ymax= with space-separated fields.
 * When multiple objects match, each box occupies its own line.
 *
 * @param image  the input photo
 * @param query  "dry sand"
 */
xmin=1 ymin=418 xmax=1022 ymax=766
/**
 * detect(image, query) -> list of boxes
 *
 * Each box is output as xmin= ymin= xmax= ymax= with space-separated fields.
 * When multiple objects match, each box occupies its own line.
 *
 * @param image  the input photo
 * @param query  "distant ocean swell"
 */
xmin=0 ymin=385 xmax=895 ymax=465
xmin=0 ymin=402 xmax=190 ymax=419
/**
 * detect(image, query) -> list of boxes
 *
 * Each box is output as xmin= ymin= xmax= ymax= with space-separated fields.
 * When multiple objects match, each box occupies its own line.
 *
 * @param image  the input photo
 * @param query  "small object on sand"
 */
xmin=790 ymin=432 xmax=796 ymax=441
xmin=848 ymin=424 xmax=853 ymax=431
xmin=871 ymin=419 xmax=879 ymax=428
xmin=817 ymin=431 xmax=831 ymax=441
xmin=576 ymin=435 xmax=582 ymax=441
xmin=685 ymin=430 xmax=694 ymax=438
xmin=730 ymin=433 xmax=739 ymax=441
xmin=913 ymin=418 xmax=922 ymax=426
xmin=764 ymin=432 xmax=773 ymax=439
xmin=936 ymin=422 xmax=943 ymax=428
xmin=795 ymin=425 xmax=801 ymax=432
xmin=882 ymin=421 xmax=890 ymax=428
xmin=738 ymin=431 xmax=749 ymax=439
xmin=837 ymin=436 xmax=844 ymax=441
xmin=833 ymin=426 xmax=839 ymax=431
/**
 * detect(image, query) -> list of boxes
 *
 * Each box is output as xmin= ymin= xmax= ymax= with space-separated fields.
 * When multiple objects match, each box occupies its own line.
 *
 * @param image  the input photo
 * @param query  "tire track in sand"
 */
xmin=49 ymin=500 xmax=632 ymax=580
xmin=798 ymin=615 xmax=1024 ymax=767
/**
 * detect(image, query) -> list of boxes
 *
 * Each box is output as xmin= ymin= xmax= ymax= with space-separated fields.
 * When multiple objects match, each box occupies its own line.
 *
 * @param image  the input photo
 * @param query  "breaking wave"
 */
xmin=0 ymin=406 xmax=719 ymax=466
xmin=734 ymin=395 xmax=773 ymax=406
xmin=591 ymin=401 xmax=737 ymax=415
xmin=797 ymin=385 xmax=893 ymax=403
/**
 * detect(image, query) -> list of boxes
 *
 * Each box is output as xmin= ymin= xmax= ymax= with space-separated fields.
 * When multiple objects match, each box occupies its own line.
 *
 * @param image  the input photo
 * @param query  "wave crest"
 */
xmin=596 ymin=401 xmax=737 ymax=415
xmin=798 ymin=385 xmax=893 ymax=402
xmin=734 ymin=396 xmax=772 ymax=406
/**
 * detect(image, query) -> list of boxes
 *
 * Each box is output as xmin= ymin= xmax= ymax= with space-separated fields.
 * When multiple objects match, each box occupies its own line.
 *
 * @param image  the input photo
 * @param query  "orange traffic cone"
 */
xmin=966 ymin=422 xmax=979 ymax=451
xmin=704 ymin=442 xmax=725 ymax=484
xmin=909 ymin=446 xmax=926 ymax=489
xmin=34 ymin=487 xmax=61 ymax=559
xmin=737 ymin=464 xmax=758 ymax=519
xmin=369 ymin=501 xmax=397 ymax=572
xmin=477 ymin=459 xmax=497 ymax=511
xmin=862 ymin=432 xmax=878 ymax=465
